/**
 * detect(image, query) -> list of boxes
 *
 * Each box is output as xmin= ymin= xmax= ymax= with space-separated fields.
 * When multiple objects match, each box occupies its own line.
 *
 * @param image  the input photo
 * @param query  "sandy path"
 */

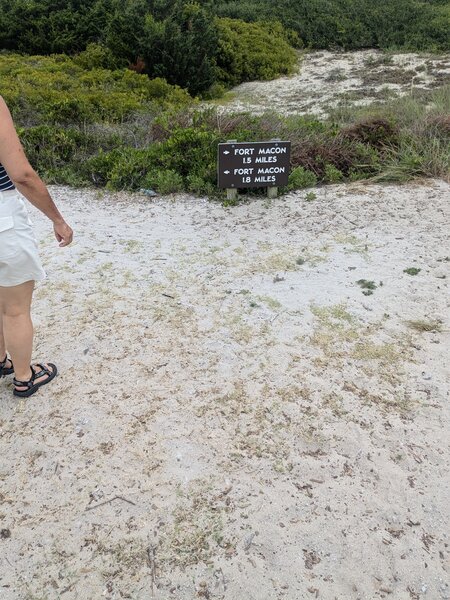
xmin=0 ymin=180 xmax=449 ymax=599
xmin=218 ymin=50 xmax=450 ymax=117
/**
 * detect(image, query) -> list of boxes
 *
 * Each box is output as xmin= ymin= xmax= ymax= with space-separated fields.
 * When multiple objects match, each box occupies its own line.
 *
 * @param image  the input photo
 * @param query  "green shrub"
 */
xmin=40 ymin=166 xmax=90 ymax=187
xmin=154 ymin=127 xmax=219 ymax=179
xmin=105 ymin=148 xmax=155 ymax=190
xmin=287 ymin=166 xmax=318 ymax=190
xmin=0 ymin=0 xmax=112 ymax=54
xmin=201 ymin=82 xmax=228 ymax=100
xmin=0 ymin=0 xmax=447 ymax=77
xmin=186 ymin=174 xmax=216 ymax=196
xmin=82 ymin=148 xmax=131 ymax=187
xmin=19 ymin=125 xmax=98 ymax=175
xmin=81 ymin=127 xmax=220 ymax=191
xmin=73 ymin=43 xmax=121 ymax=70
xmin=140 ymin=3 xmax=219 ymax=96
xmin=0 ymin=53 xmax=191 ymax=126
xmin=213 ymin=0 xmax=449 ymax=52
xmin=324 ymin=164 xmax=344 ymax=183
xmin=216 ymin=18 xmax=298 ymax=87
xmin=143 ymin=169 xmax=184 ymax=194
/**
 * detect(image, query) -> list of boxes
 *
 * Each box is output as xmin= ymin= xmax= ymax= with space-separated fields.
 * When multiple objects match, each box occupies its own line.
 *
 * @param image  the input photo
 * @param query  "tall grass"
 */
xmin=329 ymin=86 xmax=450 ymax=183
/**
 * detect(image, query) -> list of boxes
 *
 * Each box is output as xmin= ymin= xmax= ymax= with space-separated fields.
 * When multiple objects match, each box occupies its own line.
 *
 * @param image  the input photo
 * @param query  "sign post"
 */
xmin=267 ymin=186 xmax=278 ymax=199
xmin=218 ymin=140 xmax=291 ymax=199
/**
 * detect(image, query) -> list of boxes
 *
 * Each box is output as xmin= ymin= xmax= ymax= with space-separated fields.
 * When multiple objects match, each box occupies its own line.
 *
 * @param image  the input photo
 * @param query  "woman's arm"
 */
xmin=0 ymin=96 xmax=73 ymax=247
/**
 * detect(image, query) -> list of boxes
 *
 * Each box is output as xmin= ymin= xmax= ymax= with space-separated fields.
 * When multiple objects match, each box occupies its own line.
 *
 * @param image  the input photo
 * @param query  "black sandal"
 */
xmin=0 ymin=355 xmax=14 ymax=378
xmin=13 ymin=363 xmax=58 ymax=398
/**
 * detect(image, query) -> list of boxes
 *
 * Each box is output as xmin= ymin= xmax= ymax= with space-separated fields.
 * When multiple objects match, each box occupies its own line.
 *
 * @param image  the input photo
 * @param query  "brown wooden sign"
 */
xmin=218 ymin=141 xmax=291 ymax=189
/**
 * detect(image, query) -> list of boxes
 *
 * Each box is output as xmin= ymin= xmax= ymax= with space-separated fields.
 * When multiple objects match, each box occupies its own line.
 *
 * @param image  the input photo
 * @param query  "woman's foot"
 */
xmin=0 ymin=355 xmax=14 ymax=377
xmin=13 ymin=363 xmax=58 ymax=397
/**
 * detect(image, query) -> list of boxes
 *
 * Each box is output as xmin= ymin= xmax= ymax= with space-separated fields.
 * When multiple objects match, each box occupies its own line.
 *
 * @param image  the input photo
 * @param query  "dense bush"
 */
xmin=0 ymin=0 xmax=113 ymax=54
xmin=79 ymin=126 xmax=219 ymax=191
xmin=0 ymin=1 xmax=299 ymax=95
xmin=1 ymin=0 xmax=447 ymax=100
xmin=213 ymin=0 xmax=450 ymax=52
xmin=73 ymin=43 xmax=122 ymax=71
xmin=287 ymin=167 xmax=317 ymax=190
xmin=215 ymin=18 xmax=297 ymax=86
xmin=140 ymin=3 xmax=219 ymax=96
xmin=0 ymin=53 xmax=192 ymax=125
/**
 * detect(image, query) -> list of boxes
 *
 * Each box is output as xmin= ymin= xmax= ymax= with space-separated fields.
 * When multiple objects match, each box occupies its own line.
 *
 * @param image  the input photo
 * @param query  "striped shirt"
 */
xmin=0 ymin=163 xmax=15 ymax=191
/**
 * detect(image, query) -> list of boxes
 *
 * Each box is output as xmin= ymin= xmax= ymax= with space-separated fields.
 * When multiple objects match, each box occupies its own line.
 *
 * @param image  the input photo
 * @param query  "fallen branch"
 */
xmin=146 ymin=543 xmax=157 ymax=596
xmin=85 ymin=495 xmax=136 ymax=511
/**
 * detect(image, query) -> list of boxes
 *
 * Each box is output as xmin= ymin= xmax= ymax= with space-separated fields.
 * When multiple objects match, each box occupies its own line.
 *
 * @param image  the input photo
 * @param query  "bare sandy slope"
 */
xmin=0 ymin=180 xmax=449 ymax=599
xmin=218 ymin=50 xmax=450 ymax=118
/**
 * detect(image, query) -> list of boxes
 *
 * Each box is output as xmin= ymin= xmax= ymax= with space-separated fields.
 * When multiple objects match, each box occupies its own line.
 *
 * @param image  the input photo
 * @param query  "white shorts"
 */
xmin=0 ymin=189 xmax=46 ymax=287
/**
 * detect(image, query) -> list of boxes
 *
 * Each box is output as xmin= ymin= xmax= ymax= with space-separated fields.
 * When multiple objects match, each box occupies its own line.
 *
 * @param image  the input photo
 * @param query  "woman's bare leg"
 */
xmin=0 ymin=280 xmax=54 ymax=392
xmin=0 ymin=311 xmax=6 ymax=359
xmin=0 ymin=281 xmax=34 ymax=381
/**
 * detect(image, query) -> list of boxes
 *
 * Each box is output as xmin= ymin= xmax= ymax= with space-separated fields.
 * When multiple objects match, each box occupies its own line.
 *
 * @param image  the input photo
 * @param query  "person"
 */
xmin=0 ymin=95 xmax=73 ymax=398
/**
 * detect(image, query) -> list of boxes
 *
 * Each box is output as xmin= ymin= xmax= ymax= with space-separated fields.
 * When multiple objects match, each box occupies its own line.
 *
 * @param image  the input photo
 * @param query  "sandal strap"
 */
xmin=0 ymin=355 xmax=7 ymax=369
xmin=33 ymin=363 xmax=52 ymax=379
xmin=13 ymin=365 xmax=37 ymax=388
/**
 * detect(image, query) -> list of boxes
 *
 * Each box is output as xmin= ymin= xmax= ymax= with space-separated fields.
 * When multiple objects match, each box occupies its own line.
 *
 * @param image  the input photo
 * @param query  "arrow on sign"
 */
xmin=223 ymin=150 xmax=230 ymax=155
xmin=224 ymin=170 xmax=230 ymax=174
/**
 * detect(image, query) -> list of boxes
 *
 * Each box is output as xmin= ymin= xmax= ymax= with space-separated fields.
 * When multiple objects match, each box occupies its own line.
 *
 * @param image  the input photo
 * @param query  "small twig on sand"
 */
xmin=146 ymin=543 xmax=157 ymax=596
xmin=244 ymin=532 xmax=257 ymax=552
xmin=162 ymin=293 xmax=175 ymax=299
xmin=61 ymin=579 xmax=79 ymax=595
xmin=270 ymin=310 xmax=286 ymax=323
xmin=218 ymin=566 xmax=227 ymax=591
xmin=340 ymin=214 xmax=360 ymax=227
xmin=85 ymin=495 xmax=136 ymax=511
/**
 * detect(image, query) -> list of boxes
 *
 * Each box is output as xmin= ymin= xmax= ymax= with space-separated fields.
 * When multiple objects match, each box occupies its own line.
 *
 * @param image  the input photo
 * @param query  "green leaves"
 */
xmin=140 ymin=2 xmax=219 ymax=96
xmin=215 ymin=18 xmax=297 ymax=87
xmin=213 ymin=0 xmax=449 ymax=52
xmin=0 ymin=53 xmax=191 ymax=125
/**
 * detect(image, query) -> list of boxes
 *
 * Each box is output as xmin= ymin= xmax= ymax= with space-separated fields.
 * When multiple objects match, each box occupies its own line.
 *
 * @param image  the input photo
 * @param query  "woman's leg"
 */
xmin=0 ymin=311 xmax=6 ymax=359
xmin=0 ymin=281 xmax=35 ymax=381
xmin=0 ymin=281 xmax=54 ymax=392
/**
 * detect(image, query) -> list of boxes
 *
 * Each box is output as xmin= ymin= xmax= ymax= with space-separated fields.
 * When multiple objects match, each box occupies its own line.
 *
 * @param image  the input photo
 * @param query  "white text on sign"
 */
xmin=218 ymin=141 xmax=291 ymax=189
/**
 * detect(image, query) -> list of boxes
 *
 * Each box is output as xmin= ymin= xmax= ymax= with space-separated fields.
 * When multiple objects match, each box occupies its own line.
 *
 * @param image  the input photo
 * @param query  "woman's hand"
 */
xmin=53 ymin=220 xmax=73 ymax=247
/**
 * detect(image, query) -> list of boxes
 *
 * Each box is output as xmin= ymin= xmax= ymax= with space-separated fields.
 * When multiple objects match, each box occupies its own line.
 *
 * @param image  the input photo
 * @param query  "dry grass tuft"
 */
xmin=159 ymin=479 xmax=236 ymax=568
xmin=290 ymin=135 xmax=367 ymax=178
xmin=341 ymin=117 xmax=399 ymax=149
xmin=406 ymin=319 xmax=443 ymax=333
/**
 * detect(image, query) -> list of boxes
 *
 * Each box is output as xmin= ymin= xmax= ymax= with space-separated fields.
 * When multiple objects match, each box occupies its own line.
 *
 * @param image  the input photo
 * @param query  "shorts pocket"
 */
xmin=0 ymin=215 xmax=18 ymax=260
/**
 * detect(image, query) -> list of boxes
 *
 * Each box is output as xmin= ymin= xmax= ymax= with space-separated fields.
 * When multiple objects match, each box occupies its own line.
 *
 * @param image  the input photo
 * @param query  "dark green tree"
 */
xmin=105 ymin=0 xmax=148 ymax=66
xmin=140 ymin=2 xmax=219 ymax=96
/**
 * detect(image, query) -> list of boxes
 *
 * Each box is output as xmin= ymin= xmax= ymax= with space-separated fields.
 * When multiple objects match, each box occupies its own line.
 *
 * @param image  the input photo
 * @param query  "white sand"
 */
xmin=1 ymin=179 xmax=449 ymax=599
xmin=218 ymin=50 xmax=450 ymax=118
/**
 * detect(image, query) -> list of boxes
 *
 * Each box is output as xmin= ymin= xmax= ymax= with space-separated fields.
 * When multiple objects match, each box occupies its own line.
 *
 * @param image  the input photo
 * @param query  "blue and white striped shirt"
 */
xmin=0 ymin=163 xmax=15 ymax=191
